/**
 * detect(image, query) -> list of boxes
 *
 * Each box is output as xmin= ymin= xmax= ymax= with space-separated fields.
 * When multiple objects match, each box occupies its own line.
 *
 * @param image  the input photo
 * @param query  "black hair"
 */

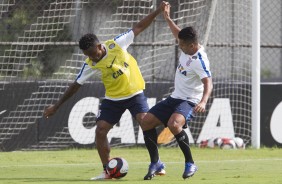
xmin=178 ymin=26 xmax=198 ymax=44
xmin=79 ymin=33 xmax=100 ymax=50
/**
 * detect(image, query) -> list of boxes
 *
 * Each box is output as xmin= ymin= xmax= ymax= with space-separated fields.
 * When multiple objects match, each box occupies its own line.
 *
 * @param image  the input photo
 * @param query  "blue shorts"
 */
xmin=148 ymin=96 xmax=195 ymax=128
xmin=97 ymin=92 xmax=149 ymax=125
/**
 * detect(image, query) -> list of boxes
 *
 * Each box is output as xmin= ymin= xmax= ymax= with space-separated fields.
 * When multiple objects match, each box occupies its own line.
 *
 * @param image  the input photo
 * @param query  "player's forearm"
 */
xmin=132 ymin=7 xmax=162 ymax=36
xmin=200 ymin=78 xmax=213 ymax=104
xmin=54 ymin=82 xmax=81 ymax=109
xmin=165 ymin=17 xmax=181 ymax=41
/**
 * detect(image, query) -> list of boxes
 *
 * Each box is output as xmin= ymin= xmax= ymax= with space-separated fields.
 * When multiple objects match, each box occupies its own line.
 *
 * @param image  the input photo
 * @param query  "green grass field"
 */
xmin=0 ymin=147 xmax=282 ymax=184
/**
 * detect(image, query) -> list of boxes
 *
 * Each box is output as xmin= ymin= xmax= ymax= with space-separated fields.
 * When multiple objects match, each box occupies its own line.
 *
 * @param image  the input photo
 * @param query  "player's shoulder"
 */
xmin=104 ymin=40 xmax=117 ymax=48
xmin=114 ymin=29 xmax=133 ymax=41
xmin=196 ymin=47 xmax=209 ymax=62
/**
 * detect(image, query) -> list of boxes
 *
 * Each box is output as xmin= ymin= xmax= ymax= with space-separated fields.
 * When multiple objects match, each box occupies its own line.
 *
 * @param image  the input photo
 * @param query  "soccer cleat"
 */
xmin=156 ymin=168 xmax=166 ymax=176
xmin=144 ymin=160 xmax=166 ymax=180
xmin=90 ymin=170 xmax=112 ymax=180
xmin=182 ymin=162 xmax=198 ymax=179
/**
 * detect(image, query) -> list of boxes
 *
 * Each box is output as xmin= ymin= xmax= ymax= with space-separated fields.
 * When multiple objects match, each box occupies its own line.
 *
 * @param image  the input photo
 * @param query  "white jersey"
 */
xmin=76 ymin=29 xmax=135 ymax=85
xmin=171 ymin=46 xmax=211 ymax=104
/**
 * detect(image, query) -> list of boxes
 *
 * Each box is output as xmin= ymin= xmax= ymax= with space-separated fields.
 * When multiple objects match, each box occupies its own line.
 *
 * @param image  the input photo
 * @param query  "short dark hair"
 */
xmin=79 ymin=33 xmax=100 ymax=50
xmin=178 ymin=26 xmax=198 ymax=44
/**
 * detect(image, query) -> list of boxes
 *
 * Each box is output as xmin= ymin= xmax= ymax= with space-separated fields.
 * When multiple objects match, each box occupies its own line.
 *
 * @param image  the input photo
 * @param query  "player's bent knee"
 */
xmin=140 ymin=120 xmax=152 ymax=131
xmin=95 ymin=127 xmax=106 ymax=137
xmin=140 ymin=113 xmax=163 ymax=131
xmin=96 ymin=124 xmax=111 ymax=137
xmin=167 ymin=121 xmax=183 ymax=134
xmin=167 ymin=121 xmax=179 ymax=129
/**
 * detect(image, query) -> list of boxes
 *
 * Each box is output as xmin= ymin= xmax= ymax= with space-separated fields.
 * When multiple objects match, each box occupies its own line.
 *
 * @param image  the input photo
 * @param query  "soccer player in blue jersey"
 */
xmin=43 ymin=1 xmax=169 ymax=180
xmin=141 ymin=3 xmax=213 ymax=180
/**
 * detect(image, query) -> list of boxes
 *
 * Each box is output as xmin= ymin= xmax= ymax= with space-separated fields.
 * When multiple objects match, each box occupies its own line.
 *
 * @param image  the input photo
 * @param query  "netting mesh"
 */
xmin=0 ymin=0 xmax=280 ymax=151
xmin=0 ymin=0 xmax=15 ymax=18
xmin=261 ymin=0 xmax=282 ymax=80
xmin=202 ymin=0 xmax=253 ymax=143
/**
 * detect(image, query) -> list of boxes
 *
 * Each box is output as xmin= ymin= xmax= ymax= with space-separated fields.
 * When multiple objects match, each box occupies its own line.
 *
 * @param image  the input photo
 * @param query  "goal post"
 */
xmin=252 ymin=0 xmax=260 ymax=149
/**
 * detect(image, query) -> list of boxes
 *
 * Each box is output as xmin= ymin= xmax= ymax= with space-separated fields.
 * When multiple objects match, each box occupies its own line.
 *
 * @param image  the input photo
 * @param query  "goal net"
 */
xmin=0 ymin=0 xmax=252 ymax=151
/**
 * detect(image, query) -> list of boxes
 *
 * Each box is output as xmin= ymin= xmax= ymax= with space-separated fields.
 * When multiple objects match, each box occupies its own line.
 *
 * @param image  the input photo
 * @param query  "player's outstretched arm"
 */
xmin=163 ymin=3 xmax=181 ymax=41
xmin=43 ymin=81 xmax=81 ymax=118
xmin=132 ymin=1 xmax=168 ymax=37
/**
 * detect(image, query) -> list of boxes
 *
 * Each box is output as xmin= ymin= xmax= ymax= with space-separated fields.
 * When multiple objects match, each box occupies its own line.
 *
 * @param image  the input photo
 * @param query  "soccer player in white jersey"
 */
xmin=43 ymin=1 xmax=169 ymax=180
xmin=141 ymin=4 xmax=213 ymax=180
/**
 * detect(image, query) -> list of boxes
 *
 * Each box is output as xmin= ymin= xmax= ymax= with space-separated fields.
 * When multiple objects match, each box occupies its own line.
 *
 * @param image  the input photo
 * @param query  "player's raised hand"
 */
xmin=159 ymin=1 xmax=169 ymax=11
xmin=43 ymin=105 xmax=58 ymax=119
xmin=163 ymin=1 xmax=171 ymax=20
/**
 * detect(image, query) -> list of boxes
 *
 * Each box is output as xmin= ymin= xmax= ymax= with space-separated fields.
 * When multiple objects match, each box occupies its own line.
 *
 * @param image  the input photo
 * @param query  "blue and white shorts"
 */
xmin=148 ymin=96 xmax=195 ymax=128
xmin=97 ymin=92 xmax=149 ymax=125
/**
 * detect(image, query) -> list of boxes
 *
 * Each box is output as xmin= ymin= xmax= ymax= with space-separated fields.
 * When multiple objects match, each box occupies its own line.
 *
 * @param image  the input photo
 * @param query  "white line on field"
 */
xmin=0 ymin=158 xmax=282 ymax=168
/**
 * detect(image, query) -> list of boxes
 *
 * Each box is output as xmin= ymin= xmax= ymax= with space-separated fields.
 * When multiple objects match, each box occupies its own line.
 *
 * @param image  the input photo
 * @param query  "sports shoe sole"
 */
xmin=183 ymin=173 xmax=195 ymax=180
xmin=144 ymin=169 xmax=166 ymax=180
xmin=182 ymin=169 xmax=198 ymax=179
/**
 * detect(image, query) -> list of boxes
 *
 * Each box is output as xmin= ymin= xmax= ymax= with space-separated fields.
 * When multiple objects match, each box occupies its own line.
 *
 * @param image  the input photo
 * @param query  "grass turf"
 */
xmin=0 ymin=147 xmax=282 ymax=184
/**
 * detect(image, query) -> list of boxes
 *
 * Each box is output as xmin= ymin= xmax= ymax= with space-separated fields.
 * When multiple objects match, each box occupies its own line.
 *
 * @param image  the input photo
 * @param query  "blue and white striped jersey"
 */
xmin=171 ymin=46 xmax=211 ymax=104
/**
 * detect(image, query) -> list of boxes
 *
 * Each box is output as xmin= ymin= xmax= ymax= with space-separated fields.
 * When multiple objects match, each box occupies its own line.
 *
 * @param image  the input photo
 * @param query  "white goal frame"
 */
xmin=252 ymin=0 xmax=260 ymax=149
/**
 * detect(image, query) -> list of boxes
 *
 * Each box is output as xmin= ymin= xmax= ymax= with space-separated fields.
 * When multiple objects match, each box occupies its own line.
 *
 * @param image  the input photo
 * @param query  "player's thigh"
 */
xmin=147 ymin=97 xmax=175 ymax=127
xmin=173 ymin=100 xmax=195 ymax=129
xmin=167 ymin=100 xmax=195 ymax=134
xmin=127 ymin=92 xmax=149 ymax=121
xmin=141 ymin=112 xmax=163 ymax=131
xmin=135 ymin=112 xmax=146 ymax=124
xmin=97 ymin=99 xmax=126 ymax=125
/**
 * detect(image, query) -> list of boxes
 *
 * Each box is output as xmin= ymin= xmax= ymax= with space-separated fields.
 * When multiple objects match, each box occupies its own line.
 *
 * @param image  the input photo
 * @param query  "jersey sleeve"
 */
xmin=75 ymin=63 xmax=97 ymax=85
xmin=114 ymin=29 xmax=134 ymax=50
xmin=194 ymin=53 xmax=212 ymax=79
